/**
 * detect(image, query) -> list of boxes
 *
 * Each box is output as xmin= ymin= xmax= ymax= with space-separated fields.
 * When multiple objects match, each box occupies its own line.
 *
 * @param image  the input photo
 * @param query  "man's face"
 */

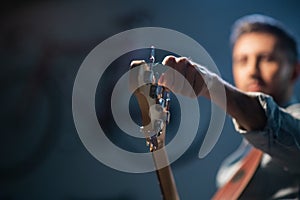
xmin=232 ymin=32 xmax=295 ymax=104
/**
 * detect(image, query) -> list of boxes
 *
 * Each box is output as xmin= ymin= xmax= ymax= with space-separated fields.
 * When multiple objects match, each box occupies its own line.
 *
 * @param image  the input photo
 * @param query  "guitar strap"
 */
xmin=212 ymin=147 xmax=263 ymax=200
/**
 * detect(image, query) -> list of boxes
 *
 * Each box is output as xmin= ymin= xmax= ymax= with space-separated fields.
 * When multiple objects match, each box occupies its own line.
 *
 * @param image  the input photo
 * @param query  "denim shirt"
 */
xmin=216 ymin=93 xmax=300 ymax=199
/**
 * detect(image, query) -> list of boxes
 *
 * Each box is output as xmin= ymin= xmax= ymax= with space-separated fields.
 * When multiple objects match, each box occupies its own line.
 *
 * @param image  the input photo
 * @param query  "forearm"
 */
xmin=202 ymin=75 xmax=267 ymax=131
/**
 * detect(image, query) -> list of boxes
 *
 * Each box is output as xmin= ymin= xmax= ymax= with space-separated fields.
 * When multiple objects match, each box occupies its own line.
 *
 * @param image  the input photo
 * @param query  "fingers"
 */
xmin=130 ymin=56 xmax=210 ymax=98
xmin=159 ymin=56 xmax=183 ymax=94
xmin=161 ymin=55 xmax=205 ymax=98
xmin=158 ymin=69 xmax=176 ymax=91
xmin=162 ymin=55 xmax=177 ymax=67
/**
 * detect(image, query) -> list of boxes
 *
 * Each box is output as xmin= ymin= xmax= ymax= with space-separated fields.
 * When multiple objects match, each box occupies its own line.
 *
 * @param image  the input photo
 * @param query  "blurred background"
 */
xmin=1 ymin=0 xmax=300 ymax=199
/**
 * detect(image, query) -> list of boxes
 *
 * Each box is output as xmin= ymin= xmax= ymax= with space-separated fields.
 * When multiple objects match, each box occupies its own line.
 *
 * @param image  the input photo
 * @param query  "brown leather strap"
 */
xmin=212 ymin=147 xmax=263 ymax=200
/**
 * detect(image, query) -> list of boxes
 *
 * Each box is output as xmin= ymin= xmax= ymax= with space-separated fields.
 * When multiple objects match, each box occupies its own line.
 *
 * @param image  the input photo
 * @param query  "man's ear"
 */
xmin=291 ymin=62 xmax=300 ymax=82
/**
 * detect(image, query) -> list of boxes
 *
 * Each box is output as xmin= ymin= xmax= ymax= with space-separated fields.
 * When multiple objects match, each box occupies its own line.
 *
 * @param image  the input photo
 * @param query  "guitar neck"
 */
xmin=130 ymin=55 xmax=180 ymax=199
xmin=152 ymin=146 xmax=180 ymax=200
xmin=133 ymin=88 xmax=180 ymax=200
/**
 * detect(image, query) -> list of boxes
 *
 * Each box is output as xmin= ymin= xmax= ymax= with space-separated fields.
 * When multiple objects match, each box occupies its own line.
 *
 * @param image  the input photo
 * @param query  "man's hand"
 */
xmin=159 ymin=55 xmax=214 ymax=98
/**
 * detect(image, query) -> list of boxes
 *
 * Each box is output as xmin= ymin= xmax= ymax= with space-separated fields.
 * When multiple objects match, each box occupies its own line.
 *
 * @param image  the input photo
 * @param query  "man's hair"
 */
xmin=230 ymin=14 xmax=298 ymax=64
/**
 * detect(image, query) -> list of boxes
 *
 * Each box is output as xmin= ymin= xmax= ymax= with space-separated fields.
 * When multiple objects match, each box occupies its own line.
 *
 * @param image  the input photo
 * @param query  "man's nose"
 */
xmin=247 ymin=57 xmax=260 ymax=77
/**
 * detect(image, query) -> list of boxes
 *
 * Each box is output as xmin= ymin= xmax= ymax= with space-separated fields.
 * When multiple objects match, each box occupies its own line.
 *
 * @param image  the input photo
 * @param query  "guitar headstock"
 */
xmin=141 ymin=83 xmax=170 ymax=151
xmin=130 ymin=48 xmax=170 ymax=152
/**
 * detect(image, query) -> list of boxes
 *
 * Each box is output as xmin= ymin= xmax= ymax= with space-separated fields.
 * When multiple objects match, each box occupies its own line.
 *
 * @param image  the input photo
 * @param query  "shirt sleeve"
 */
xmin=232 ymin=92 xmax=300 ymax=173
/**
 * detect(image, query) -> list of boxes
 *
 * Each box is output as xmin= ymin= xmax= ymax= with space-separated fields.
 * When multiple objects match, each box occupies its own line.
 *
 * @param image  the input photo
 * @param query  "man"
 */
xmin=154 ymin=14 xmax=300 ymax=199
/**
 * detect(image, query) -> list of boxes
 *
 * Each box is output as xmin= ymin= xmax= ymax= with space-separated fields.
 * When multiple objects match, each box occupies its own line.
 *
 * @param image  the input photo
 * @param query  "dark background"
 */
xmin=1 ymin=0 xmax=300 ymax=199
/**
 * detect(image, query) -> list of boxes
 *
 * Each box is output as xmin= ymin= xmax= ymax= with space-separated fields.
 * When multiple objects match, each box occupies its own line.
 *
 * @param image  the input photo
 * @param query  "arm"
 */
xmin=159 ymin=56 xmax=300 ymax=172
xmin=159 ymin=56 xmax=267 ymax=131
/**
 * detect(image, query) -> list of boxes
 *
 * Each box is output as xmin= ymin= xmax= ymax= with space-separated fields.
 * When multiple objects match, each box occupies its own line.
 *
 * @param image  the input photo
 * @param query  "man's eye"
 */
xmin=234 ymin=57 xmax=247 ymax=65
xmin=260 ymin=55 xmax=276 ymax=62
